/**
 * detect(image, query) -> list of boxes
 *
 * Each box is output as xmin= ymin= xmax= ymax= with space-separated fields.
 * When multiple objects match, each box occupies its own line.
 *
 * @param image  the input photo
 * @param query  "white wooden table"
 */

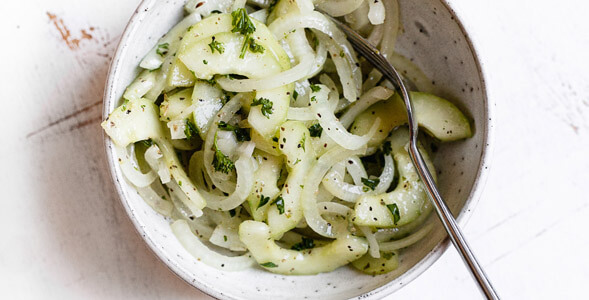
xmin=2 ymin=0 xmax=588 ymax=299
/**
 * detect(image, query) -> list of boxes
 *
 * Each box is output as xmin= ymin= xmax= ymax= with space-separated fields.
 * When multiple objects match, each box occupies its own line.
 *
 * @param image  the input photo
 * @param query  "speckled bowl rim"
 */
xmin=101 ymin=1 xmax=494 ymax=299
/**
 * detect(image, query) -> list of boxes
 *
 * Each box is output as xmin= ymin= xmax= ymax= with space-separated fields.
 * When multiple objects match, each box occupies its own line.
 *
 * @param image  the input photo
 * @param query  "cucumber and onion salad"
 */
xmin=102 ymin=0 xmax=472 ymax=276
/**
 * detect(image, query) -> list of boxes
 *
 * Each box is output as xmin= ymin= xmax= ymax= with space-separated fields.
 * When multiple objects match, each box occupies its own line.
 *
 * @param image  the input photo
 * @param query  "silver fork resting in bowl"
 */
xmin=325 ymin=15 xmax=499 ymax=300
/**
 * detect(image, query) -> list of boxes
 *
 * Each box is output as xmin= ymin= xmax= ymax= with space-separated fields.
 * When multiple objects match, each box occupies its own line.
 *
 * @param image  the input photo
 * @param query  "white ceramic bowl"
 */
xmin=103 ymin=1 xmax=492 ymax=299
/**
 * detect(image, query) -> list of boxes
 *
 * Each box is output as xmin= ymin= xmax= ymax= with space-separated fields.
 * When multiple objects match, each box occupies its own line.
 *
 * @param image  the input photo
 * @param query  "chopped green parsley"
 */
xmin=260 ymin=262 xmax=278 ymax=268
xmin=310 ymin=84 xmax=321 ymax=92
xmin=291 ymin=237 xmax=315 ymax=251
xmin=218 ymin=121 xmax=251 ymax=142
xmin=208 ymin=37 xmax=225 ymax=54
xmin=156 ymin=43 xmax=169 ymax=56
xmin=212 ymin=133 xmax=235 ymax=174
xmin=251 ymin=97 xmax=273 ymax=118
xmin=361 ymin=177 xmax=380 ymax=192
xmin=272 ymin=196 xmax=285 ymax=214
xmin=386 ymin=203 xmax=401 ymax=225
xmin=308 ymin=123 xmax=323 ymax=137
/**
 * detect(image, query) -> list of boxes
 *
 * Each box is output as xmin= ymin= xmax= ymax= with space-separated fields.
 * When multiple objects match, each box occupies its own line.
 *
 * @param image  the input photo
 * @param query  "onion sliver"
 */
xmin=359 ymin=226 xmax=380 ymax=258
xmin=167 ymin=179 xmax=204 ymax=219
xmin=302 ymin=145 xmax=366 ymax=238
xmin=287 ymin=75 xmax=339 ymax=120
xmin=307 ymin=37 xmax=328 ymax=78
xmin=217 ymin=30 xmax=314 ymax=92
xmin=345 ymin=155 xmax=367 ymax=186
xmin=136 ymin=185 xmax=173 ymax=216
xmin=269 ymin=11 xmax=361 ymax=102
xmin=339 ymin=86 xmax=394 ymax=128
xmin=380 ymin=0 xmax=400 ymax=60
xmin=374 ymin=153 xmax=395 ymax=193
xmin=317 ymin=201 xmax=351 ymax=216
xmin=145 ymin=144 xmax=171 ymax=184
xmin=310 ymin=85 xmax=381 ymax=150
xmin=379 ymin=223 xmax=434 ymax=252
xmin=202 ymin=142 xmax=256 ymax=211
xmin=367 ymin=0 xmax=385 ymax=25
xmin=316 ymin=0 xmax=365 ymax=17
xmin=367 ymin=24 xmax=384 ymax=47
xmin=203 ymin=95 xmax=243 ymax=193
xmin=115 ymin=145 xmax=157 ymax=188
xmin=322 ymin=163 xmax=363 ymax=202
xmin=323 ymin=150 xmax=394 ymax=202
xmin=171 ymin=220 xmax=255 ymax=271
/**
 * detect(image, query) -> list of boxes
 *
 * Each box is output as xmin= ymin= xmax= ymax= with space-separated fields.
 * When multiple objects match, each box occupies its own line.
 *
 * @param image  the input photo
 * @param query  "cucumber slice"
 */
xmin=247 ymin=151 xmax=283 ymax=221
xmin=239 ymin=220 xmax=368 ymax=275
xmin=122 ymin=70 xmax=157 ymax=101
xmin=102 ymin=98 xmax=164 ymax=147
xmin=178 ymin=13 xmax=292 ymax=140
xmin=178 ymin=14 xmax=290 ymax=79
xmin=352 ymin=128 xmax=436 ymax=228
xmin=167 ymin=57 xmax=196 ymax=89
xmin=350 ymin=92 xmax=472 ymax=150
xmin=267 ymin=121 xmax=313 ymax=238
xmin=351 ymin=251 xmax=399 ymax=275
xmin=191 ymin=81 xmax=224 ymax=139
xmin=159 ymin=88 xmax=193 ymax=122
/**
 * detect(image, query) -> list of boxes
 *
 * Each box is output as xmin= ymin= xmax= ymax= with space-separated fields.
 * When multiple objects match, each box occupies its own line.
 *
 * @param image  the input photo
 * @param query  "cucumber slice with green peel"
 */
xmin=239 ymin=220 xmax=368 ymax=275
xmin=350 ymin=92 xmax=472 ymax=150
xmin=122 ymin=70 xmax=157 ymax=101
xmin=102 ymin=98 xmax=164 ymax=147
xmin=159 ymin=88 xmax=193 ymax=122
xmin=178 ymin=14 xmax=290 ymax=79
xmin=352 ymin=128 xmax=436 ymax=228
xmin=267 ymin=121 xmax=313 ymax=238
xmin=178 ymin=13 xmax=292 ymax=141
xmin=351 ymin=251 xmax=399 ymax=275
xmin=247 ymin=151 xmax=283 ymax=221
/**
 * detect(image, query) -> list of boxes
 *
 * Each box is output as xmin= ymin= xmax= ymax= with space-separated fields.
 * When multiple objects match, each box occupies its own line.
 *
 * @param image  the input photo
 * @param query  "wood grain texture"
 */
xmin=0 ymin=0 xmax=587 ymax=299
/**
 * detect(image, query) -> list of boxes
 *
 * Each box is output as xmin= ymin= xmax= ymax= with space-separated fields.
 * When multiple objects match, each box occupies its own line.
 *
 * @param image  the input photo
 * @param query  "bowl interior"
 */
xmin=103 ymin=0 xmax=489 ymax=299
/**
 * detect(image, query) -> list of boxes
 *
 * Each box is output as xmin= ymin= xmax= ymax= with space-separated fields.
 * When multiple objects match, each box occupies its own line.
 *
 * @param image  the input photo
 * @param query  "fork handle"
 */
xmin=409 ymin=144 xmax=500 ymax=300
xmin=327 ymin=15 xmax=500 ymax=300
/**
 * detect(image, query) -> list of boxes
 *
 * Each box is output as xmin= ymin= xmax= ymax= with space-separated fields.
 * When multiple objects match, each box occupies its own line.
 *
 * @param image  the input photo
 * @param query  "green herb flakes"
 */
xmin=291 ymin=237 xmax=315 ymax=251
xmin=156 ymin=43 xmax=169 ymax=56
xmin=299 ymin=135 xmax=306 ymax=151
xmin=208 ymin=37 xmax=225 ymax=54
xmin=258 ymin=194 xmax=271 ymax=208
xmin=308 ymin=123 xmax=323 ymax=137
xmin=231 ymin=8 xmax=260 ymax=59
xmin=272 ymin=196 xmax=285 ymax=214
xmin=310 ymin=84 xmax=321 ymax=92
xmin=218 ymin=121 xmax=251 ymax=142
xmin=260 ymin=262 xmax=278 ymax=268
xmin=212 ymin=133 xmax=235 ymax=174
xmin=141 ymin=139 xmax=153 ymax=147
xmin=240 ymin=36 xmax=265 ymax=58
xmin=386 ymin=203 xmax=401 ymax=225
xmin=184 ymin=119 xmax=199 ymax=140
xmin=361 ymin=177 xmax=380 ymax=192
xmin=251 ymin=97 xmax=274 ymax=118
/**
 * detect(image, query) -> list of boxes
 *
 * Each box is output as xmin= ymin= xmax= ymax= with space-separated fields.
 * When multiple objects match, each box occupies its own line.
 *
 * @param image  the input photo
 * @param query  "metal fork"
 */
xmin=325 ymin=15 xmax=499 ymax=300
